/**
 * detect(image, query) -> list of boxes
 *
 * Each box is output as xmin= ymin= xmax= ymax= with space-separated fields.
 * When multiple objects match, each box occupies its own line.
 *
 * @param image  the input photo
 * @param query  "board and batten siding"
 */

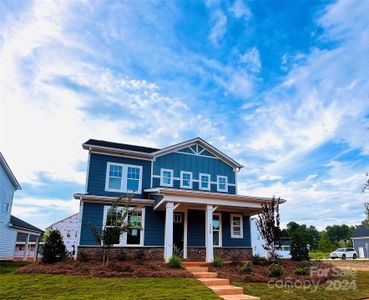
xmin=153 ymin=152 xmax=236 ymax=194
xmin=144 ymin=207 xmax=165 ymax=246
xmin=0 ymin=165 xmax=18 ymax=259
xmin=87 ymin=153 xmax=152 ymax=198
xmin=353 ymin=238 xmax=369 ymax=258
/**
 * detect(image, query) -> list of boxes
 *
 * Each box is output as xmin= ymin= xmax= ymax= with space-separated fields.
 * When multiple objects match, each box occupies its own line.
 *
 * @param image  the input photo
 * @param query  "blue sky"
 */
xmin=1 ymin=0 xmax=369 ymax=230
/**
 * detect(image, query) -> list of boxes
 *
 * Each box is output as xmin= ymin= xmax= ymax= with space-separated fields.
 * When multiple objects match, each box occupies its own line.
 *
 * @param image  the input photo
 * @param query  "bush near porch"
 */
xmin=16 ymin=259 xmax=191 ymax=278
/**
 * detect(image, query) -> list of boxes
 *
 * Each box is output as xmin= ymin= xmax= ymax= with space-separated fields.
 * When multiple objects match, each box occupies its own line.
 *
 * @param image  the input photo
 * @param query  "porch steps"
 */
xmin=183 ymin=263 xmax=260 ymax=300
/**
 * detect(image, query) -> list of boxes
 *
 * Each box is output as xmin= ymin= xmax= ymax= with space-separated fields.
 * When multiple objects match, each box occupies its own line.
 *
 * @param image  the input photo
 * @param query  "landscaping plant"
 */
xmin=294 ymin=262 xmax=311 ymax=275
xmin=256 ymin=196 xmax=282 ymax=263
xmin=238 ymin=261 xmax=253 ymax=274
xmin=41 ymin=229 xmax=68 ymax=264
xmin=168 ymin=255 xmax=182 ymax=268
xmin=290 ymin=230 xmax=310 ymax=261
xmin=267 ymin=263 xmax=284 ymax=277
xmin=212 ymin=257 xmax=224 ymax=267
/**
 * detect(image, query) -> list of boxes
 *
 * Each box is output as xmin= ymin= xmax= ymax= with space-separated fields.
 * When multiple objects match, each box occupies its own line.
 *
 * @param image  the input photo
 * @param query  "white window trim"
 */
xmin=230 ymin=213 xmax=243 ymax=239
xmin=213 ymin=212 xmax=222 ymax=247
xmin=217 ymin=175 xmax=228 ymax=192
xmin=199 ymin=173 xmax=211 ymax=191
xmin=102 ymin=206 xmax=145 ymax=247
xmin=104 ymin=162 xmax=143 ymax=194
xmin=160 ymin=168 xmax=174 ymax=187
xmin=180 ymin=171 xmax=193 ymax=189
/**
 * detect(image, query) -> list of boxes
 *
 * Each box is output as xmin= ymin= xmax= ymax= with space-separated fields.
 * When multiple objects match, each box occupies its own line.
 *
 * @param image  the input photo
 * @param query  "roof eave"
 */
xmin=82 ymin=143 xmax=155 ymax=160
xmin=0 ymin=153 xmax=21 ymax=190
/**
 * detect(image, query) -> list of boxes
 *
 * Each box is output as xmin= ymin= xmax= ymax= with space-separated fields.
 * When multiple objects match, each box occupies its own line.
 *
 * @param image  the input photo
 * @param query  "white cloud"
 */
xmin=240 ymin=47 xmax=261 ymax=73
xmin=229 ymin=0 xmax=251 ymax=20
xmin=209 ymin=10 xmax=227 ymax=46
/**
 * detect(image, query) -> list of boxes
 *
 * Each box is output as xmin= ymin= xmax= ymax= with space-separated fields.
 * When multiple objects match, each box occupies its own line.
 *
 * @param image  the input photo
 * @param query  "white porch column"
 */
xmin=205 ymin=205 xmax=214 ymax=262
xmin=34 ymin=235 xmax=40 ymax=261
xmin=23 ymin=233 xmax=30 ymax=261
xmin=164 ymin=202 xmax=174 ymax=261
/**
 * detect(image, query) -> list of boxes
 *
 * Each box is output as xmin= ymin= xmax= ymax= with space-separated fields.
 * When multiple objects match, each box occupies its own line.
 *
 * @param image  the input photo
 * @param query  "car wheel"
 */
xmin=342 ymin=254 xmax=346 ymax=260
xmin=353 ymin=254 xmax=357 ymax=259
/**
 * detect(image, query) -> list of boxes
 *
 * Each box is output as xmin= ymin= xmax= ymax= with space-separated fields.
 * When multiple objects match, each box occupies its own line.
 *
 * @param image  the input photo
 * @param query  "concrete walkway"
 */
xmin=183 ymin=262 xmax=260 ymax=300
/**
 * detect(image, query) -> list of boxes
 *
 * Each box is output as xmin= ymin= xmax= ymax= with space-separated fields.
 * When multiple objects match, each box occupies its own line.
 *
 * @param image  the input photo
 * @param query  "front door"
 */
xmin=173 ymin=213 xmax=184 ymax=257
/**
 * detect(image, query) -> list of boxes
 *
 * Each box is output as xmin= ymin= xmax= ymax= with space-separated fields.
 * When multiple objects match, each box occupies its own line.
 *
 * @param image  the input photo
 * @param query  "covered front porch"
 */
xmin=146 ymin=188 xmax=277 ymax=262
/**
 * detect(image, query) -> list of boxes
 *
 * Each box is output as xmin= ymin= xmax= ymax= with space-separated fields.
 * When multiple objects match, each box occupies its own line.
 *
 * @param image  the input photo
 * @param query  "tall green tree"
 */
xmin=281 ymin=222 xmax=320 ymax=250
xmin=318 ymin=231 xmax=335 ymax=252
xmin=326 ymin=224 xmax=354 ymax=245
xmin=42 ymin=229 xmax=68 ymax=263
xmin=290 ymin=230 xmax=309 ymax=261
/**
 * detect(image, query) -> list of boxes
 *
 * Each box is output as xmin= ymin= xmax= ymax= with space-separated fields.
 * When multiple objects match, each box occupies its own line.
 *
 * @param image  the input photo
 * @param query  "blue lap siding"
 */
xmin=80 ymin=202 xmax=104 ymax=246
xmin=87 ymin=153 xmax=151 ymax=198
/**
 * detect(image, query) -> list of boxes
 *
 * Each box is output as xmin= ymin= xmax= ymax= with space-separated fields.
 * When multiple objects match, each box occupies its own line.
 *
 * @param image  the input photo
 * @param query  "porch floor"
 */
xmin=183 ymin=262 xmax=260 ymax=300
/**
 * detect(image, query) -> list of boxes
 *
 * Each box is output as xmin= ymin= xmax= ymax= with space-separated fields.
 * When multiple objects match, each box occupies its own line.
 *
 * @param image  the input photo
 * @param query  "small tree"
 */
xmin=362 ymin=202 xmax=369 ymax=227
xmin=290 ymin=230 xmax=309 ymax=261
xmin=256 ymin=196 xmax=282 ymax=263
xmin=42 ymin=229 xmax=68 ymax=263
xmin=318 ymin=230 xmax=335 ymax=252
xmin=85 ymin=194 xmax=142 ymax=266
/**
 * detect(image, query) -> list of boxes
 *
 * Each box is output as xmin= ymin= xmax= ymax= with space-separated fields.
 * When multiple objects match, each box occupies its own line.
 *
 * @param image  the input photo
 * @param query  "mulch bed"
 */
xmin=16 ymin=259 xmax=191 ymax=278
xmin=210 ymin=260 xmax=337 ymax=284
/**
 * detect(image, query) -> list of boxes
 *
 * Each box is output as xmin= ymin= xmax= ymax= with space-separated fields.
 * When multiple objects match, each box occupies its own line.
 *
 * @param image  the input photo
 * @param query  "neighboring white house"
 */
xmin=251 ymin=217 xmax=291 ymax=259
xmin=48 ymin=213 xmax=79 ymax=254
xmin=0 ymin=153 xmax=44 ymax=260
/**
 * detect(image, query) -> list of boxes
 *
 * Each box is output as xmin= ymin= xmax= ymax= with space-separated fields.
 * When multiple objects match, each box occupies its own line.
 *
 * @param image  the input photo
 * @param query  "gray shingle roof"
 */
xmin=352 ymin=225 xmax=369 ymax=237
xmin=10 ymin=215 xmax=44 ymax=233
xmin=84 ymin=139 xmax=159 ymax=153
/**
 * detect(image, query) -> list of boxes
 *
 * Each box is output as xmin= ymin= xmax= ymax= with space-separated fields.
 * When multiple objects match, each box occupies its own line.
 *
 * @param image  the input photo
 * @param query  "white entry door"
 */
xmin=358 ymin=247 xmax=365 ymax=258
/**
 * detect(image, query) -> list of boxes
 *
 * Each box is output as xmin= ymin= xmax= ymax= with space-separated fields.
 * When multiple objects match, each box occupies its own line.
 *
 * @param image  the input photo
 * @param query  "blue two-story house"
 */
xmin=75 ymin=137 xmax=283 ymax=262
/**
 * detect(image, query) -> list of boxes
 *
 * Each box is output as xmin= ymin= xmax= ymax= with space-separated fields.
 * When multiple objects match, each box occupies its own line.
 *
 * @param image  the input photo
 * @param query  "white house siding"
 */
xmin=0 ymin=165 xmax=17 ymax=259
xmin=49 ymin=213 xmax=79 ymax=254
xmin=251 ymin=218 xmax=266 ymax=257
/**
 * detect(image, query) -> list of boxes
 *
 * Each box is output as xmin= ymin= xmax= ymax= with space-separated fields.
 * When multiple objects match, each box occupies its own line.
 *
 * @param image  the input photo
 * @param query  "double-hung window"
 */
xmin=103 ymin=206 xmax=144 ymax=246
xmin=231 ymin=214 xmax=243 ymax=238
xmin=180 ymin=171 xmax=192 ymax=189
xmin=199 ymin=173 xmax=211 ymax=191
xmin=160 ymin=169 xmax=173 ymax=187
xmin=217 ymin=176 xmax=228 ymax=192
xmin=105 ymin=163 xmax=142 ymax=193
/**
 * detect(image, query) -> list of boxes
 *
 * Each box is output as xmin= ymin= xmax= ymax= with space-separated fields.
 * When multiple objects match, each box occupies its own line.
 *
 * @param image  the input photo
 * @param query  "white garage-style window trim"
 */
xmin=199 ymin=173 xmax=211 ymax=191
xmin=105 ymin=162 xmax=143 ymax=194
xmin=102 ymin=206 xmax=145 ymax=247
xmin=217 ymin=175 xmax=228 ymax=192
xmin=160 ymin=169 xmax=174 ymax=187
xmin=230 ymin=213 xmax=243 ymax=238
xmin=180 ymin=171 xmax=193 ymax=189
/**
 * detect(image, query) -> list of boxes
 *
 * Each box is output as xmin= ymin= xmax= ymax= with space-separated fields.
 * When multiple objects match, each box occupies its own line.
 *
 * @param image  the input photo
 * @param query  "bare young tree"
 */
xmin=256 ymin=196 xmax=282 ymax=263
xmin=85 ymin=194 xmax=142 ymax=266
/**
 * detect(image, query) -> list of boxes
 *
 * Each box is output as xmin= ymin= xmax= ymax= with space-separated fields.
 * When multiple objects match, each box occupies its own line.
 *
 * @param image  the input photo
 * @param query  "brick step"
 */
xmin=221 ymin=294 xmax=261 ymax=300
xmin=198 ymin=278 xmax=230 ymax=286
xmin=192 ymin=272 xmax=218 ymax=278
xmin=209 ymin=285 xmax=244 ymax=296
xmin=185 ymin=266 xmax=209 ymax=272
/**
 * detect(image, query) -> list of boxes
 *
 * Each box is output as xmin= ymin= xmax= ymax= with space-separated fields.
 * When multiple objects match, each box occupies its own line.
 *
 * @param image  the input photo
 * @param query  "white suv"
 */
xmin=330 ymin=248 xmax=357 ymax=259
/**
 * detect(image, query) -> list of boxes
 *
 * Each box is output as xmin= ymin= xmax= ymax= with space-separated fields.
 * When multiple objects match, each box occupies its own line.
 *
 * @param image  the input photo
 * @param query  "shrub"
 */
xmin=290 ymin=231 xmax=310 ymax=261
xmin=168 ymin=255 xmax=182 ymax=268
xmin=295 ymin=261 xmax=311 ymax=275
xmin=250 ymin=254 xmax=264 ymax=265
xmin=268 ymin=263 xmax=284 ymax=277
xmin=134 ymin=249 xmax=145 ymax=264
xmin=230 ymin=255 xmax=242 ymax=266
xmin=212 ymin=257 xmax=224 ymax=267
xmin=118 ymin=249 xmax=126 ymax=261
xmin=41 ymin=230 xmax=68 ymax=264
xmin=238 ymin=261 xmax=253 ymax=274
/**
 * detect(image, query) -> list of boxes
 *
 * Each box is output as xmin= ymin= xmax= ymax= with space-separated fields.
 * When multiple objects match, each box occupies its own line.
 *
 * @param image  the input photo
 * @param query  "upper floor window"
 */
xmin=231 ymin=214 xmax=243 ymax=238
xmin=217 ymin=175 xmax=228 ymax=192
xmin=199 ymin=173 xmax=211 ymax=191
xmin=160 ymin=169 xmax=173 ymax=187
xmin=180 ymin=171 xmax=192 ymax=189
xmin=2 ymin=202 xmax=9 ymax=213
xmin=105 ymin=162 xmax=142 ymax=193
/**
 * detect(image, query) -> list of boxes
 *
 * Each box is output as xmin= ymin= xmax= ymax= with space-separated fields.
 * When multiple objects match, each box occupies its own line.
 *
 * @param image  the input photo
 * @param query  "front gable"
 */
xmin=177 ymin=144 xmax=216 ymax=158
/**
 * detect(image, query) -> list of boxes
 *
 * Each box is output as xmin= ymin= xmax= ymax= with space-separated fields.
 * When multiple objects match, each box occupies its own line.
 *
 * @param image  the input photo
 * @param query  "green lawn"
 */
xmin=0 ymin=261 xmax=218 ymax=300
xmin=235 ymin=271 xmax=369 ymax=300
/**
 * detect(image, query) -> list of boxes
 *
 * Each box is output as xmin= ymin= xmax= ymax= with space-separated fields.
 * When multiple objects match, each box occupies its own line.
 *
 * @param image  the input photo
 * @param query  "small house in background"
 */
xmin=351 ymin=225 xmax=369 ymax=258
xmin=250 ymin=218 xmax=291 ymax=259
xmin=47 ymin=213 xmax=79 ymax=255
xmin=0 ymin=153 xmax=44 ymax=261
